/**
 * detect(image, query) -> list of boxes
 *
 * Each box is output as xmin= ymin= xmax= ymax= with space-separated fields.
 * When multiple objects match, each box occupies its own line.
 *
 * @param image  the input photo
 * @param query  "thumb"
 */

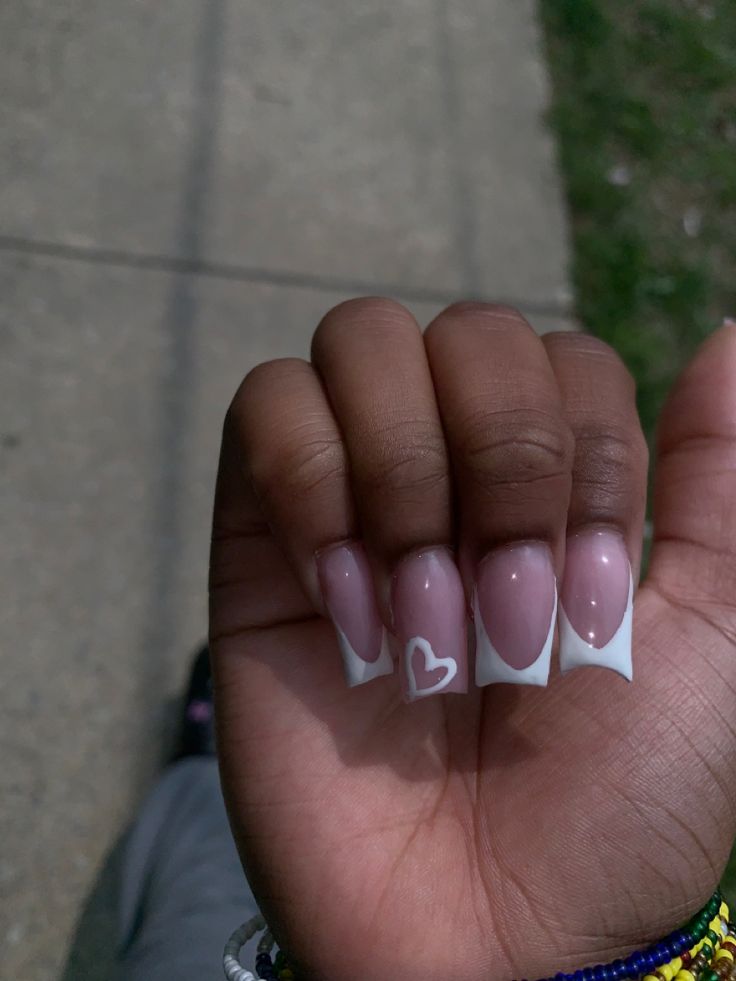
xmin=647 ymin=319 xmax=736 ymax=625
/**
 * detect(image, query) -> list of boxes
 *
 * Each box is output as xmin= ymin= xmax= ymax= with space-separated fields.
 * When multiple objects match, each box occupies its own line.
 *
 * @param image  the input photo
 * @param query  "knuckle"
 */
xmin=546 ymin=332 xmax=637 ymax=389
xmin=458 ymin=407 xmax=574 ymax=492
xmin=312 ymin=297 xmax=416 ymax=355
xmin=359 ymin=421 xmax=449 ymax=504
xmin=573 ymin=424 xmax=649 ymax=492
xmin=427 ymin=302 xmax=530 ymax=340
xmin=228 ymin=358 xmax=308 ymax=421
xmin=252 ymin=426 xmax=346 ymax=499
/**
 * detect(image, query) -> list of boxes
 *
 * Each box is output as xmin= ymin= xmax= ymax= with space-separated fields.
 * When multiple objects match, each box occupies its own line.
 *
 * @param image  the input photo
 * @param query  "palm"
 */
xmin=211 ymin=323 xmax=736 ymax=981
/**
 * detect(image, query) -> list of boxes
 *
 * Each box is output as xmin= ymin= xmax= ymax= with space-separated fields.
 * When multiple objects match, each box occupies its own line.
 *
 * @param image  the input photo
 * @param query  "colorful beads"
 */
xmin=223 ymin=914 xmax=299 ymax=981
xmin=526 ymin=891 xmax=729 ymax=981
xmin=223 ymin=889 xmax=731 ymax=981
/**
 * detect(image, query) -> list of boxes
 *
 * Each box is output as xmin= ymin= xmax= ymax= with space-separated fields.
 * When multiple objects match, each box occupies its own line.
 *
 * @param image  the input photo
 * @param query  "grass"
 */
xmin=539 ymin=0 xmax=736 ymax=903
xmin=539 ymin=0 xmax=736 ymax=440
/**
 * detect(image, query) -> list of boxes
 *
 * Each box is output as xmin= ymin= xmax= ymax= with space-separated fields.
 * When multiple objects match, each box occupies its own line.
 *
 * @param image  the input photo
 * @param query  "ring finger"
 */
xmin=311 ymin=298 xmax=467 ymax=701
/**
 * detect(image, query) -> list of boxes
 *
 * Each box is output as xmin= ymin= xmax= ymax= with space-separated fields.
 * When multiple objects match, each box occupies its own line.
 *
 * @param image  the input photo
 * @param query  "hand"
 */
xmin=209 ymin=300 xmax=736 ymax=981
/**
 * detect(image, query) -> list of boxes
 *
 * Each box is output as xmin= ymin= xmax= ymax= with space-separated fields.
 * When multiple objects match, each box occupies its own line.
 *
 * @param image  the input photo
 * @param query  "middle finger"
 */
xmin=425 ymin=303 xmax=574 ymax=688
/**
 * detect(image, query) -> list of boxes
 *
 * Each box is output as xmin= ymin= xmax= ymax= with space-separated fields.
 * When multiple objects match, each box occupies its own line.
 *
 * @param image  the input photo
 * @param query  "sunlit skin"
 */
xmin=210 ymin=306 xmax=736 ymax=981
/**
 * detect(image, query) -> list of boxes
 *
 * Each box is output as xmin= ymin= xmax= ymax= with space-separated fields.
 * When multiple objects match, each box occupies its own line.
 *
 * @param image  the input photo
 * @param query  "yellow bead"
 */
xmin=720 ymin=902 xmax=729 ymax=918
xmin=675 ymin=972 xmax=695 ymax=981
xmin=671 ymin=958 xmax=683 ymax=974
xmin=643 ymin=975 xmax=658 ymax=981
xmin=717 ymin=951 xmax=735 ymax=963
xmin=659 ymin=964 xmax=675 ymax=980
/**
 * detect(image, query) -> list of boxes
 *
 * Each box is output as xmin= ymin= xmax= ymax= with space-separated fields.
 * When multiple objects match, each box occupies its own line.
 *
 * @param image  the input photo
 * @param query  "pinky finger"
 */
xmin=543 ymin=333 xmax=649 ymax=680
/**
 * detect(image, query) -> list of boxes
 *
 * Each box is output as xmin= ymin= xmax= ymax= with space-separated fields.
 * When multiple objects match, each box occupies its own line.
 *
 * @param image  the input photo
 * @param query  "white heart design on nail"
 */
xmin=404 ymin=636 xmax=458 ymax=699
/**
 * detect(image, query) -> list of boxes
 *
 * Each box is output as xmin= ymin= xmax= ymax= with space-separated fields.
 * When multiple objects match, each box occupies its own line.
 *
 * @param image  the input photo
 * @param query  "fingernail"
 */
xmin=559 ymin=529 xmax=633 ymax=680
xmin=316 ymin=542 xmax=394 ymax=688
xmin=392 ymin=548 xmax=467 ymax=701
xmin=474 ymin=543 xmax=557 ymax=687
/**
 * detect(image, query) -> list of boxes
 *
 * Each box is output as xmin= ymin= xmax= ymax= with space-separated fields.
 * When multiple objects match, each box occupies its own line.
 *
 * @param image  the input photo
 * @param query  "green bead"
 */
xmin=707 ymin=929 xmax=720 ymax=944
xmin=694 ymin=917 xmax=708 ymax=936
xmin=701 ymin=971 xmax=719 ymax=981
xmin=701 ymin=942 xmax=714 ymax=959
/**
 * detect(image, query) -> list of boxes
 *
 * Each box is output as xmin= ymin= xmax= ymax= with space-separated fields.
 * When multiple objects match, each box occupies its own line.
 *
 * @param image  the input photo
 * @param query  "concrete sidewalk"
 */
xmin=0 ymin=1 xmax=572 ymax=978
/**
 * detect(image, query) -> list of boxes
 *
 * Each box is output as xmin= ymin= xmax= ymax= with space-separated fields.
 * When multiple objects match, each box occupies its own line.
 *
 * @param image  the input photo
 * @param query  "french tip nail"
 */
xmin=557 ymin=592 xmax=633 ymax=679
xmin=558 ymin=531 xmax=634 ymax=680
xmin=317 ymin=542 xmax=395 ymax=688
xmin=560 ymin=660 xmax=633 ymax=682
xmin=473 ymin=588 xmax=556 ymax=688
xmin=473 ymin=543 xmax=557 ymax=688
xmin=339 ymin=627 xmax=395 ymax=687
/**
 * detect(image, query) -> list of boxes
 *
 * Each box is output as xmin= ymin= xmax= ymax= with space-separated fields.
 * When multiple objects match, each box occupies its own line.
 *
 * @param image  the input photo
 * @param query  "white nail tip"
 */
xmin=473 ymin=588 xmax=557 ymax=687
xmin=404 ymin=636 xmax=458 ymax=700
xmin=558 ymin=571 xmax=633 ymax=681
xmin=335 ymin=623 xmax=394 ymax=687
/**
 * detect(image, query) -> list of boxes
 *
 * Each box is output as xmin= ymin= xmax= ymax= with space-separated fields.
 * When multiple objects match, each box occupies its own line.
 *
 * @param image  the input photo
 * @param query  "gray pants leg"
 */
xmin=115 ymin=757 xmax=261 ymax=981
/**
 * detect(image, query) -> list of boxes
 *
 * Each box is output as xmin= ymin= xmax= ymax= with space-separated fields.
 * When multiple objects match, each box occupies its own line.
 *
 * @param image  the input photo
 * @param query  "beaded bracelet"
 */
xmin=222 ymin=890 xmax=730 ymax=981
xmin=528 ymin=891 xmax=730 ymax=981
xmin=223 ymin=914 xmax=297 ymax=980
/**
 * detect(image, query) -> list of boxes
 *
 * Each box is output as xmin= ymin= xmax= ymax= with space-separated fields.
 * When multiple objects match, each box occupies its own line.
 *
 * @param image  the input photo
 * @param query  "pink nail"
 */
xmin=392 ymin=548 xmax=467 ymax=701
xmin=474 ymin=543 xmax=557 ymax=687
xmin=559 ymin=529 xmax=633 ymax=680
xmin=316 ymin=542 xmax=394 ymax=688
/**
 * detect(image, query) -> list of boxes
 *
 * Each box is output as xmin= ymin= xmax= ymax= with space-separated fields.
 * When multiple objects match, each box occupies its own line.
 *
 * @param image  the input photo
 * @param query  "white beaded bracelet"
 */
xmin=223 ymin=914 xmax=269 ymax=981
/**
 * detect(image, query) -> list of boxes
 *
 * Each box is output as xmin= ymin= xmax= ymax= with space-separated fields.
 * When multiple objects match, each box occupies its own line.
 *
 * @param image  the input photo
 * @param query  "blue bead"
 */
xmin=671 ymin=935 xmax=682 ymax=949
xmin=646 ymin=944 xmax=660 ymax=966
xmin=573 ymin=972 xmax=586 ymax=981
xmin=625 ymin=951 xmax=644 ymax=977
xmin=593 ymin=965 xmax=607 ymax=981
xmin=583 ymin=969 xmax=595 ymax=981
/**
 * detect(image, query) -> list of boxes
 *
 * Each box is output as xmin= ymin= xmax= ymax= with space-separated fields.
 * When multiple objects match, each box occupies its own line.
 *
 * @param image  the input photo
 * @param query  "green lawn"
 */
xmin=539 ymin=0 xmax=736 ymax=902
xmin=540 ymin=0 xmax=735 ymax=440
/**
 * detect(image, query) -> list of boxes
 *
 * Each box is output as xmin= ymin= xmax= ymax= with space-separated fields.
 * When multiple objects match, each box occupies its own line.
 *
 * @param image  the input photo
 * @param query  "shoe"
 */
xmin=174 ymin=644 xmax=216 ymax=759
